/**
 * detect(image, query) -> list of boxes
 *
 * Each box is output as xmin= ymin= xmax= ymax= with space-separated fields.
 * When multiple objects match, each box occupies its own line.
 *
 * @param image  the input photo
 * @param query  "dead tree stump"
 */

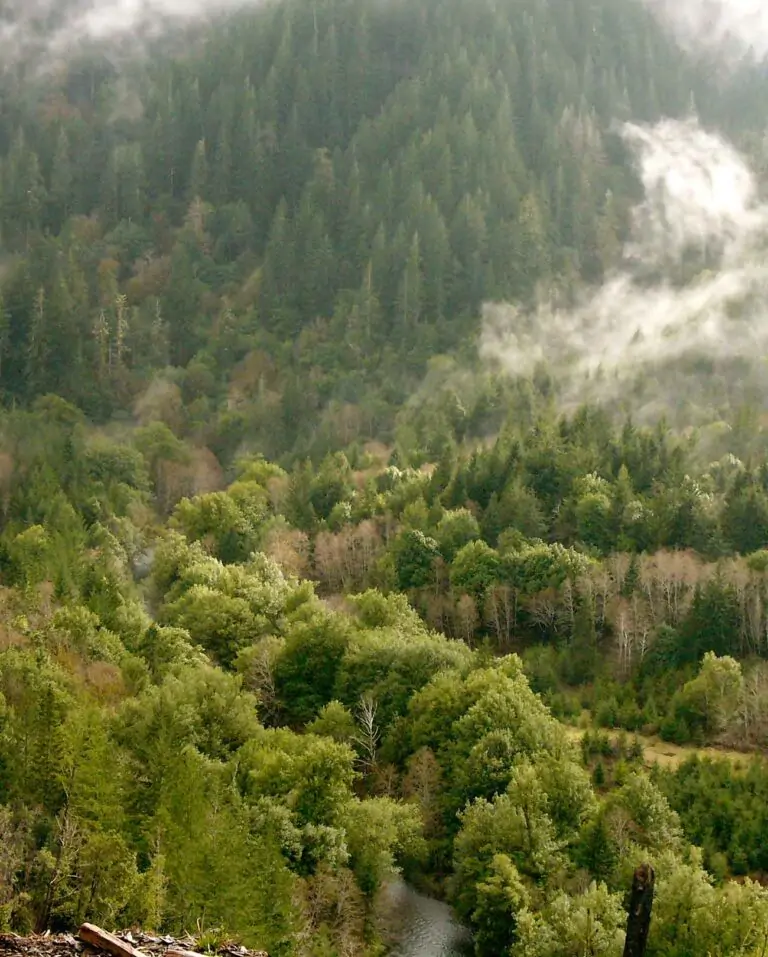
xmin=623 ymin=863 xmax=655 ymax=957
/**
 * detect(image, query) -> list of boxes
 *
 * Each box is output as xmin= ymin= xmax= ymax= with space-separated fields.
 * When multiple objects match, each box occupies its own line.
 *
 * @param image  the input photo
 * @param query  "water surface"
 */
xmin=383 ymin=881 xmax=473 ymax=957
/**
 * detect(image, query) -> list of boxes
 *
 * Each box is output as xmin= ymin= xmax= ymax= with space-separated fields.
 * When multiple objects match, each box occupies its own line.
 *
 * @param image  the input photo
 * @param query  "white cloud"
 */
xmin=0 ymin=0 xmax=263 ymax=66
xmin=642 ymin=0 xmax=768 ymax=61
xmin=480 ymin=118 xmax=768 ymax=410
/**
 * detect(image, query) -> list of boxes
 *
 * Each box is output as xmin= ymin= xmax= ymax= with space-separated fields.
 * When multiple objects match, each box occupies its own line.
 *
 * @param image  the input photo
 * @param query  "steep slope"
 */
xmin=0 ymin=0 xmax=767 ymax=461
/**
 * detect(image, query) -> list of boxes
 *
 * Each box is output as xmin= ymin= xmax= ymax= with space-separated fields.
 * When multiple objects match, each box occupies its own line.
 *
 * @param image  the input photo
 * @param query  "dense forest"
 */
xmin=1 ymin=0 xmax=767 ymax=460
xmin=4 ymin=0 xmax=768 ymax=954
xmin=6 ymin=417 xmax=768 ymax=956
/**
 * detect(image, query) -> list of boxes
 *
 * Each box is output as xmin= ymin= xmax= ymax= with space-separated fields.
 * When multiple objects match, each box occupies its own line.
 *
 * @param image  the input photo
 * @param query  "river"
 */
xmin=382 ymin=881 xmax=473 ymax=957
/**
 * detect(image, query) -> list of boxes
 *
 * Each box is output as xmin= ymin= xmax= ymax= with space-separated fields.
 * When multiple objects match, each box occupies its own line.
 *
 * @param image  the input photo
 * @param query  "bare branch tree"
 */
xmin=353 ymin=695 xmax=380 ymax=775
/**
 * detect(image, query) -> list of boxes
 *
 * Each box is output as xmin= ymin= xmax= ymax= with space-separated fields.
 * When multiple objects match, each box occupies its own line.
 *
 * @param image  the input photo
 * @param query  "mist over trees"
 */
xmin=0 ymin=0 xmax=767 ymax=461
xmin=3 ymin=0 xmax=768 ymax=954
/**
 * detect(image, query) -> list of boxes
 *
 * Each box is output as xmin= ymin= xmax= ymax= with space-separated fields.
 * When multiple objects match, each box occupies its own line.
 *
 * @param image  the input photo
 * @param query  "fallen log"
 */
xmin=166 ymin=949 xmax=207 ymax=957
xmin=78 ymin=926 xmax=148 ymax=957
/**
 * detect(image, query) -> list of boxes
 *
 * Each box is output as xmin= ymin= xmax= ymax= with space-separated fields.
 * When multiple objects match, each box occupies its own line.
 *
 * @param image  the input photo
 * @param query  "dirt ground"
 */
xmin=562 ymin=724 xmax=762 ymax=769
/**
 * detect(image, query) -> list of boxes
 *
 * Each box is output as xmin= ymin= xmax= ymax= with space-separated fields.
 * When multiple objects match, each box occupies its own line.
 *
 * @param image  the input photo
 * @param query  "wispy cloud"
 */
xmin=642 ymin=0 xmax=768 ymax=61
xmin=0 ymin=0 xmax=263 ymax=67
xmin=480 ymin=118 xmax=768 ymax=411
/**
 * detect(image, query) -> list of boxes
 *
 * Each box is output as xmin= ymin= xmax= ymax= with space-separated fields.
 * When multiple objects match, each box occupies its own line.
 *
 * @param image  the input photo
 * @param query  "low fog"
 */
xmin=0 ymin=0 xmax=264 ymax=67
xmin=480 ymin=118 xmax=768 ymax=412
xmin=642 ymin=0 xmax=768 ymax=61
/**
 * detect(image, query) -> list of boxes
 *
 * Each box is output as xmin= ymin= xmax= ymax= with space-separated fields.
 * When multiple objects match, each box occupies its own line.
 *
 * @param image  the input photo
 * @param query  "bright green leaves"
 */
xmin=150 ymin=746 xmax=299 ymax=952
xmin=511 ymin=882 xmax=626 ymax=957
xmin=172 ymin=490 xmax=266 ymax=563
xmin=343 ymin=797 xmax=424 ymax=897
xmin=157 ymin=547 xmax=314 ymax=668
xmin=273 ymin=615 xmax=352 ymax=726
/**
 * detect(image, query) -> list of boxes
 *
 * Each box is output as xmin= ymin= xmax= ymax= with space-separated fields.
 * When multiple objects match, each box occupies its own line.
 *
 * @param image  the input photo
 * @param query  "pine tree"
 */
xmin=397 ymin=233 xmax=423 ymax=332
xmin=49 ymin=129 xmax=74 ymax=231
xmin=188 ymin=140 xmax=208 ymax=202
xmin=2 ymin=131 xmax=46 ymax=248
xmin=0 ymin=289 xmax=9 ymax=386
xmin=212 ymin=124 xmax=233 ymax=208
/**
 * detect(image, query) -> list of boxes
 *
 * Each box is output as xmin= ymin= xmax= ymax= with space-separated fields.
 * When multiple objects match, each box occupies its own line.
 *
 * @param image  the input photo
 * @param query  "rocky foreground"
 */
xmin=0 ymin=926 xmax=267 ymax=957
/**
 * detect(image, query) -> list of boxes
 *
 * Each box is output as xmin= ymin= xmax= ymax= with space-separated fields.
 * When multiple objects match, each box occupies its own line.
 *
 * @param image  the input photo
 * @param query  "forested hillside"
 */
xmin=4 ymin=0 xmax=768 ymax=953
xmin=1 ymin=0 xmax=767 ymax=461
xmin=4 ymin=424 xmax=768 ymax=956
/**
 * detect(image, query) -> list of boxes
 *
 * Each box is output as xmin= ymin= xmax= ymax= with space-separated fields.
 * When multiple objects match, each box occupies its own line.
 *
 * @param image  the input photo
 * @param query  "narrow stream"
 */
xmin=382 ymin=881 xmax=473 ymax=957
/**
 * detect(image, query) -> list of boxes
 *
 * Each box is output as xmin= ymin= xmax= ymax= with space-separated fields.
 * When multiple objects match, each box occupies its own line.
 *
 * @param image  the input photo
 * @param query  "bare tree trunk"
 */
xmin=354 ymin=695 xmax=380 ymax=775
xmin=623 ymin=863 xmax=655 ymax=957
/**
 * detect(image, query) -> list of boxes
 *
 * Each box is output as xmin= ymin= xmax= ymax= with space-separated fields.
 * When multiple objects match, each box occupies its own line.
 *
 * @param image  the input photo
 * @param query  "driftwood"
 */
xmin=78 ymin=927 xmax=148 ymax=957
xmin=623 ymin=863 xmax=655 ymax=957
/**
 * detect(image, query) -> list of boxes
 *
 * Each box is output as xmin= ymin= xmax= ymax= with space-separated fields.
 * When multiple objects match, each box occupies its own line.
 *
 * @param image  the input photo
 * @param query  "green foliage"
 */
xmin=648 ymin=851 xmax=768 ymax=957
xmin=512 ymin=882 xmax=626 ymax=957
xmin=454 ymin=761 xmax=565 ymax=893
xmin=343 ymin=797 xmax=424 ymax=896
xmin=606 ymin=773 xmax=683 ymax=855
xmin=172 ymin=489 xmax=266 ymax=563
xmin=5 ymin=0 xmax=768 ymax=951
xmin=274 ymin=615 xmax=353 ymax=726
xmin=435 ymin=509 xmax=481 ymax=563
xmin=118 ymin=665 xmax=261 ymax=766
xmin=471 ymin=854 xmax=529 ymax=956
xmin=667 ymin=653 xmax=743 ymax=742
xmin=450 ymin=541 xmax=501 ymax=600
xmin=239 ymin=730 xmax=357 ymax=827
xmin=158 ymin=550 xmax=310 ymax=667
xmin=306 ymin=701 xmax=357 ymax=743
xmin=334 ymin=624 xmax=473 ymax=730
xmin=151 ymin=747 xmax=299 ymax=952
xmin=658 ymin=757 xmax=768 ymax=877
xmin=392 ymin=530 xmax=441 ymax=591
